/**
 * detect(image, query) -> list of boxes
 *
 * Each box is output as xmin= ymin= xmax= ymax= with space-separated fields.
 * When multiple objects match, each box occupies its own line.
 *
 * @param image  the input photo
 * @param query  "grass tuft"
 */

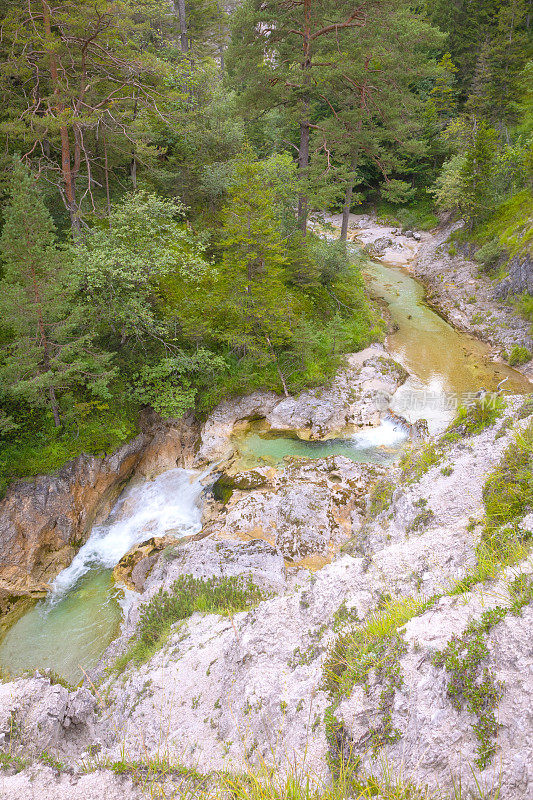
xmin=113 ymin=575 xmax=265 ymax=672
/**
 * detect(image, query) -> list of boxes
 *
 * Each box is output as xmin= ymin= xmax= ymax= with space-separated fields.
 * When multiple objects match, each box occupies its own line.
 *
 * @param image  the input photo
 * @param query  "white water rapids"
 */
xmin=350 ymin=417 xmax=408 ymax=449
xmin=49 ymin=467 xmax=204 ymax=602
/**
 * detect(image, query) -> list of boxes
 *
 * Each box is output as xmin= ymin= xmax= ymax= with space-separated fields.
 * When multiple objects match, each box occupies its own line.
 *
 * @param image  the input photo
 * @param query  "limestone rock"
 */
xmin=0 ymin=435 xmax=150 ymax=608
xmin=207 ymin=456 xmax=384 ymax=561
xmin=0 ymin=677 xmax=96 ymax=758
xmin=134 ymin=411 xmax=200 ymax=478
xmin=197 ymin=346 xmax=408 ymax=462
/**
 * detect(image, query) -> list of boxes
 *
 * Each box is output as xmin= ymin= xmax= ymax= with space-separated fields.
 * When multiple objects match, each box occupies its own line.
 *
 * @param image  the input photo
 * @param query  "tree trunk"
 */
xmin=103 ymin=131 xmax=111 ymax=216
xmin=297 ymin=0 xmax=312 ymax=234
xmin=297 ymin=119 xmax=310 ymax=233
xmin=42 ymin=2 xmax=80 ymax=235
xmin=175 ymin=0 xmax=189 ymax=52
xmin=265 ymin=335 xmax=290 ymax=398
xmin=340 ymin=157 xmax=357 ymax=241
xmin=130 ymin=157 xmax=137 ymax=189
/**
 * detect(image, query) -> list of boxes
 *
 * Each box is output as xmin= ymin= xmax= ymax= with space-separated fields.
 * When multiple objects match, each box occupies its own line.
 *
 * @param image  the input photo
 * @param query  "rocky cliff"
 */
xmin=0 ymin=364 xmax=532 ymax=800
xmin=0 ymin=413 xmax=200 ymax=616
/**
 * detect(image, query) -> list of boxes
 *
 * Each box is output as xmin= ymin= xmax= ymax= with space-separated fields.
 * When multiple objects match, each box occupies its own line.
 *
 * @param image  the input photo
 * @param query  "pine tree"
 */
xmin=460 ymin=121 xmax=499 ymax=225
xmin=0 ymin=162 xmax=113 ymax=427
xmin=215 ymin=154 xmax=297 ymax=394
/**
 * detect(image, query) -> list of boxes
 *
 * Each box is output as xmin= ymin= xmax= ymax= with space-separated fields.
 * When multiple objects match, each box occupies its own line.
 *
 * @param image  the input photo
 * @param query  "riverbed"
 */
xmin=0 ymin=227 xmax=530 ymax=684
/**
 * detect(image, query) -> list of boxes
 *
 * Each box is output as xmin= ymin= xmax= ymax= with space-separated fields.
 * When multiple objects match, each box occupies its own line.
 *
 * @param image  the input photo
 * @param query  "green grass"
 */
xmin=442 ymin=397 xmax=506 ymax=442
xmin=322 ymin=596 xmax=437 ymax=769
xmin=375 ymin=198 xmax=438 ymax=231
xmin=223 ymin=760 xmax=446 ymax=800
xmin=451 ymin=423 xmax=533 ymax=595
xmin=482 ymin=422 xmax=533 ymax=531
xmin=516 ymin=293 xmax=533 ymax=332
xmin=113 ymin=575 xmax=265 ymax=672
xmin=517 ymin=396 xmax=533 ymax=419
xmin=368 ymin=479 xmax=395 ymax=517
xmin=400 ymin=442 xmax=442 ymax=483
xmin=454 ymin=189 xmax=533 ymax=262
xmin=0 ymin=751 xmax=27 ymax=773
xmin=324 ymin=596 xmax=435 ymax=700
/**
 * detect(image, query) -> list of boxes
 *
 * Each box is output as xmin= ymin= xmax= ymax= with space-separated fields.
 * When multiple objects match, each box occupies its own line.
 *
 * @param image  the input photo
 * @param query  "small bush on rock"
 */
xmin=507 ymin=344 xmax=531 ymax=365
xmin=473 ymin=239 xmax=504 ymax=272
xmin=433 ymin=575 xmax=533 ymax=769
xmin=483 ymin=422 xmax=533 ymax=530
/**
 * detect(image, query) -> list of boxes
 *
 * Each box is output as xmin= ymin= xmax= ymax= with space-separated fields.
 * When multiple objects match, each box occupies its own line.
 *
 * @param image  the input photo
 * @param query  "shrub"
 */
xmin=483 ymin=422 xmax=533 ymax=530
xmin=507 ymin=344 xmax=531 ymax=365
xmin=400 ymin=442 xmax=441 ymax=482
xmin=442 ymin=396 xmax=506 ymax=440
xmin=473 ymin=239 xmax=504 ymax=271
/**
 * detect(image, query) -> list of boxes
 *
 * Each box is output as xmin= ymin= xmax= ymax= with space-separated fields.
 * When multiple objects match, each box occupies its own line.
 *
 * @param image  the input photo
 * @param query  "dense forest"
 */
xmin=0 ymin=0 xmax=531 ymax=492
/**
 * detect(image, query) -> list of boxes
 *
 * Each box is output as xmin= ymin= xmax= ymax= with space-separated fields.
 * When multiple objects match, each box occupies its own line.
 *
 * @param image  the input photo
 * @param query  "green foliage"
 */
xmin=0 ymin=751 xmax=26 ymax=773
xmin=443 ymin=396 xmax=506 ymax=440
xmin=0 ymin=403 xmax=138 ymax=497
xmin=473 ymin=239 xmax=504 ymax=271
xmin=368 ymin=479 xmax=395 ymax=518
xmin=0 ymin=161 xmax=114 ymax=426
xmin=132 ymin=351 xmax=227 ymax=419
xmin=375 ymin=199 xmax=438 ymax=231
xmin=76 ymin=192 xmax=209 ymax=349
xmin=324 ymin=596 xmax=433 ymax=699
xmin=324 ymin=595 xmax=435 ymax=760
xmin=400 ymin=442 xmax=442 ymax=483
xmin=482 ymin=422 xmax=533 ymax=530
xmin=380 ymin=180 xmax=416 ymax=206
xmin=113 ymin=575 xmax=265 ymax=672
xmin=433 ymin=576 xmax=533 ymax=769
xmin=507 ymin=345 xmax=531 ymax=366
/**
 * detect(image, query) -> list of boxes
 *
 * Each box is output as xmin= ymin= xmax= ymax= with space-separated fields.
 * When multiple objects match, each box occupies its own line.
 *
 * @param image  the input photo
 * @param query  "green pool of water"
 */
xmin=234 ymin=426 xmax=405 ymax=467
xmin=0 ymin=570 xmax=122 ymax=685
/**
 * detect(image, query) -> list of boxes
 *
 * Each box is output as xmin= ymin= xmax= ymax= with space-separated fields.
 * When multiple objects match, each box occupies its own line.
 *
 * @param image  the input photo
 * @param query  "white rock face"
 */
xmin=0 ymin=677 xmax=96 ymax=759
xmin=0 ymin=766 xmax=147 ymax=800
xmin=1 ymin=395 xmax=532 ymax=800
xmin=210 ymin=457 xmax=384 ymax=560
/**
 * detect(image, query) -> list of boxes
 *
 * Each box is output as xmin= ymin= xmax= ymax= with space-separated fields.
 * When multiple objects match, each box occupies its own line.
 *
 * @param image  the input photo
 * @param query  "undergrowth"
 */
xmin=113 ymin=575 xmax=265 ymax=673
xmin=368 ymin=479 xmax=395 ymax=517
xmin=451 ymin=422 xmax=533 ymax=594
xmin=400 ymin=442 xmax=441 ymax=483
xmin=442 ymin=397 xmax=506 ymax=443
xmin=375 ymin=198 xmax=438 ymax=231
xmin=482 ymin=422 xmax=533 ymax=531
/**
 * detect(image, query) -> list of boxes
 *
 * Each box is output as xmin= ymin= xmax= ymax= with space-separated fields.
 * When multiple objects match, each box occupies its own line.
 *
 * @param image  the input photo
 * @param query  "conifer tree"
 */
xmin=215 ymin=154 xmax=297 ymax=394
xmin=0 ymin=162 xmax=113 ymax=427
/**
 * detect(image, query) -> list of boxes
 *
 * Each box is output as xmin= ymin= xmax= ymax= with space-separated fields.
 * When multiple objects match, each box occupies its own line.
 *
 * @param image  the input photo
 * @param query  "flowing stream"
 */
xmin=0 ymin=236 xmax=530 ymax=683
xmin=0 ymin=469 xmax=204 ymax=683
xmin=234 ymin=246 xmax=531 ymax=465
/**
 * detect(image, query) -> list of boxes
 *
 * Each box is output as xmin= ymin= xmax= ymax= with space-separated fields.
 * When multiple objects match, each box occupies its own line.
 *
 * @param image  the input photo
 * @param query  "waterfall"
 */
xmin=48 ymin=468 xmax=204 ymax=603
